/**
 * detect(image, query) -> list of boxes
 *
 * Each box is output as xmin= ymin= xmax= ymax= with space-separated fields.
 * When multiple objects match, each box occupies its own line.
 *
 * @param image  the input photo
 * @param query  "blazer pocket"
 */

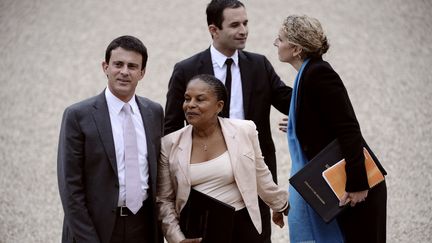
xmin=242 ymin=151 xmax=256 ymax=169
xmin=243 ymin=151 xmax=255 ymax=161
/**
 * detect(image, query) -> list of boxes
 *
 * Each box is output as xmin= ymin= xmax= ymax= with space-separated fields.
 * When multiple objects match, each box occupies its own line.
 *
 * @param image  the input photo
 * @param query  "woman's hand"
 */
xmin=180 ymin=238 xmax=202 ymax=243
xmin=279 ymin=117 xmax=288 ymax=133
xmin=339 ymin=190 xmax=368 ymax=207
xmin=272 ymin=211 xmax=285 ymax=228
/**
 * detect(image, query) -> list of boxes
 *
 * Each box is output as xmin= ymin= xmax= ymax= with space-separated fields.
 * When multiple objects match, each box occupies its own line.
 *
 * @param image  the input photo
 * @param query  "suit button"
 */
xmin=112 ymin=208 xmax=116 ymax=213
xmin=115 ymin=183 xmax=119 ymax=188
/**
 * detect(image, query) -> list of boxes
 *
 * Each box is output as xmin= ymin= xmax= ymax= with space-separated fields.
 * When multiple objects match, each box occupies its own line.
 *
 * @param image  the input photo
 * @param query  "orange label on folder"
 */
xmin=322 ymin=148 xmax=385 ymax=201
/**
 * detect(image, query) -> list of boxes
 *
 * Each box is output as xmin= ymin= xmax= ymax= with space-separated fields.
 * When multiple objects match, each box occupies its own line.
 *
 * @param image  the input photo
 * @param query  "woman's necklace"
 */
xmin=194 ymin=123 xmax=220 ymax=152
xmin=193 ymin=137 xmax=209 ymax=152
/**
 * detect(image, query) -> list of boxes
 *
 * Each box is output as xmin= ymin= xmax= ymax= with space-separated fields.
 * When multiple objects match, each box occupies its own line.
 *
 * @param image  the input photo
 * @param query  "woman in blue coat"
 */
xmin=274 ymin=15 xmax=387 ymax=243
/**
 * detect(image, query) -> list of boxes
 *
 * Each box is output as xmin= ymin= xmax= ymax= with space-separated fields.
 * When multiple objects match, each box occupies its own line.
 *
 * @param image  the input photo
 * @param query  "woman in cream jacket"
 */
xmin=157 ymin=74 xmax=288 ymax=243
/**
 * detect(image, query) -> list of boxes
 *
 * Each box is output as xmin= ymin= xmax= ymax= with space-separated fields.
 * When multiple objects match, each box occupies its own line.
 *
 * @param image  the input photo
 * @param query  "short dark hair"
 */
xmin=189 ymin=74 xmax=227 ymax=105
xmin=105 ymin=35 xmax=148 ymax=70
xmin=206 ymin=0 xmax=244 ymax=29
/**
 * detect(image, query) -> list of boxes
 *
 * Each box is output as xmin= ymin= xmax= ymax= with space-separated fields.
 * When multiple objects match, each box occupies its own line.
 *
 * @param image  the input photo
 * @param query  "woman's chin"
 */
xmin=185 ymin=117 xmax=197 ymax=126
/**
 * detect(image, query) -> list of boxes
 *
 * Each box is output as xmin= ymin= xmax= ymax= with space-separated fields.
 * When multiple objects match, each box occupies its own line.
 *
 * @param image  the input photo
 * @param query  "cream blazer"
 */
xmin=156 ymin=118 xmax=288 ymax=243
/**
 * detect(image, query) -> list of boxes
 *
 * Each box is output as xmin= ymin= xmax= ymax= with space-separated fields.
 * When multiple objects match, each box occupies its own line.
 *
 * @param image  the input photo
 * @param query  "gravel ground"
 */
xmin=0 ymin=0 xmax=431 ymax=242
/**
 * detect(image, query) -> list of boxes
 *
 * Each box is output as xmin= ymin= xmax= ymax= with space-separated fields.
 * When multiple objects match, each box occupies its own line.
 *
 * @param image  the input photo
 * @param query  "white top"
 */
xmin=190 ymin=151 xmax=245 ymax=210
xmin=105 ymin=88 xmax=149 ymax=206
xmin=210 ymin=45 xmax=245 ymax=119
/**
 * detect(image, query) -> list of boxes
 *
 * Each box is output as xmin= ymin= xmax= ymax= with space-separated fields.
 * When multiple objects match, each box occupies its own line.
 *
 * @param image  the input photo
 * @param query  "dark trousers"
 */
xmin=258 ymin=198 xmax=272 ymax=243
xmin=231 ymin=207 xmax=262 ymax=243
xmin=337 ymin=181 xmax=387 ymax=243
xmin=110 ymin=199 xmax=154 ymax=243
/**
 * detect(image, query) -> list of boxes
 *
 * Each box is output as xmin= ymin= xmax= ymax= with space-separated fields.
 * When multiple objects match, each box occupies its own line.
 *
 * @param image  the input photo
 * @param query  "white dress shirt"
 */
xmin=210 ymin=45 xmax=245 ymax=119
xmin=105 ymin=88 xmax=149 ymax=206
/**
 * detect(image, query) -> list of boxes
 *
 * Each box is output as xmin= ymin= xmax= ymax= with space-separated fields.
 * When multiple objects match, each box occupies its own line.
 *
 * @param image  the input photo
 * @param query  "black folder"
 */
xmin=180 ymin=188 xmax=235 ymax=243
xmin=289 ymin=139 xmax=383 ymax=223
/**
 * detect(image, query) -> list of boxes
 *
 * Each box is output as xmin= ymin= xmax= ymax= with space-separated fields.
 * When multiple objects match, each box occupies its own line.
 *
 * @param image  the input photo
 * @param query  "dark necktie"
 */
xmin=223 ymin=58 xmax=233 ymax=118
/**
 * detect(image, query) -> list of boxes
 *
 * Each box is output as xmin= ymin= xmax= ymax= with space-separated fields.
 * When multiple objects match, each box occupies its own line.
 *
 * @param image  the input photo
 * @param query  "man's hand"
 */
xmin=279 ymin=117 xmax=288 ymax=133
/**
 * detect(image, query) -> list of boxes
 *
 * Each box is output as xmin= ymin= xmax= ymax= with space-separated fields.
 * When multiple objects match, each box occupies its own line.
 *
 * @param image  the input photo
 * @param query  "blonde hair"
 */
xmin=282 ymin=15 xmax=329 ymax=58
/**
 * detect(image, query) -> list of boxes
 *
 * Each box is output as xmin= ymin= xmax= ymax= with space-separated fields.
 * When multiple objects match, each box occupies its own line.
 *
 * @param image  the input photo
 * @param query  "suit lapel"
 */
xmin=219 ymin=118 xmax=240 ymax=175
xmin=197 ymin=48 xmax=215 ymax=75
xmin=238 ymin=51 xmax=253 ymax=119
xmin=176 ymin=126 xmax=193 ymax=185
xmin=92 ymin=91 xmax=118 ymax=176
xmin=135 ymin=96 xmax=158 ymax=192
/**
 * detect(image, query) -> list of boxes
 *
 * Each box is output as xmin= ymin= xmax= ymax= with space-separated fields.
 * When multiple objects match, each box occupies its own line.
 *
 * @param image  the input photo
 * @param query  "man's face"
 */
xmin=102 ymin=47 xmax=145 ymax=102
xmin=211 ymin=6 xmax=248 ymax=56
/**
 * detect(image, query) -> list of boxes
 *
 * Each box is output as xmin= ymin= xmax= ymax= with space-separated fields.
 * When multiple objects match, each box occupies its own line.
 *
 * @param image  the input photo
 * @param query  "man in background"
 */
xmin=164 ymin=1 xmax=292 ymax=241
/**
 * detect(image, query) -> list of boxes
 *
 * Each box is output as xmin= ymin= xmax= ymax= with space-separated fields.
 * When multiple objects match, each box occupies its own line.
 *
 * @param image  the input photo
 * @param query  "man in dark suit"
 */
xmin=57 ymin=36 xmax=163 ymax=243
xmin=164 ymin=1 xmax=292 ymax=241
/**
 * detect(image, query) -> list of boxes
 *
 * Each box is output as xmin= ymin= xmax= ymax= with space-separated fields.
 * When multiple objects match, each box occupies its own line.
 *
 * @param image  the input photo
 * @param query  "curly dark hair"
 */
xmin=188 ymin=74 xmax=228 ymax=105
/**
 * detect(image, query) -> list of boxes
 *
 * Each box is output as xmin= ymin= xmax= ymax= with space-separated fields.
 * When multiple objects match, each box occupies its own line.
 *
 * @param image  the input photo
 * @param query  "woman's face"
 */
xmin=274 ymin=29 xmax=298 ymax=63
xmin=183 ymin=79 xmax=224 ymax=127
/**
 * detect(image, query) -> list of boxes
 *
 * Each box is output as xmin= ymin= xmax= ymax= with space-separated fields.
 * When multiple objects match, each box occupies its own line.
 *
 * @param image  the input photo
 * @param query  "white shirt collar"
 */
xmin=105 ymin=87 xmax=139 ymax=115
xmin=210 ymin=44 xmax=239 ymax=68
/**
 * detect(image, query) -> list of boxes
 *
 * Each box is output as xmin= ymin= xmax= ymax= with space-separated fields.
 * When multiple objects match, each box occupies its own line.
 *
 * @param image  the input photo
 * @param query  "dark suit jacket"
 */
xmin=57 ymin=91 xmax=163 ymax=243
xmin=295 ymin=57 xmax=386 ymax=192
xmin=164 ymin=48 xmax=291 ymax=181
